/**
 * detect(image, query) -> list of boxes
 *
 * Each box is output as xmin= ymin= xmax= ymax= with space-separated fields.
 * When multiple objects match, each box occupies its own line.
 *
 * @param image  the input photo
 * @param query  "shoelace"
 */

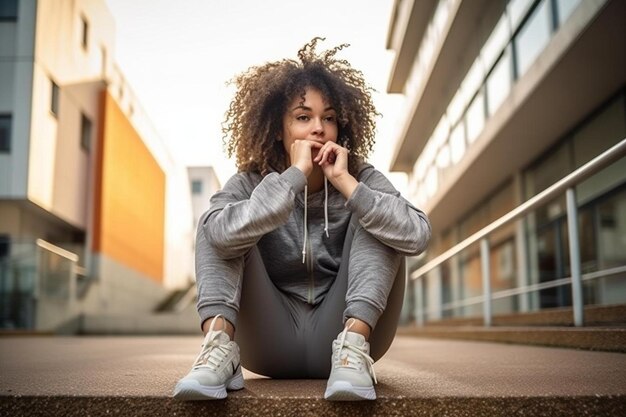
xmin=333 ymin=321 xmax=377 ymax=384
xmin=192 ymin=314 xmax=232 ymax=371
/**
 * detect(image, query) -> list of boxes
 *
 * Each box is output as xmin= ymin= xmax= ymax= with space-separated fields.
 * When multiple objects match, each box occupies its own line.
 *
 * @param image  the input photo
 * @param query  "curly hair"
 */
xmin=222 ymin=37 xmax=380 ymax=177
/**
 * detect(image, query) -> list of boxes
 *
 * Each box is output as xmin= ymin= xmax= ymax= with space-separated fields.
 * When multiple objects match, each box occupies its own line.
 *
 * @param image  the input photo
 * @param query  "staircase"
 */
xmin=400 ymin=304 xmax=626 ymax=352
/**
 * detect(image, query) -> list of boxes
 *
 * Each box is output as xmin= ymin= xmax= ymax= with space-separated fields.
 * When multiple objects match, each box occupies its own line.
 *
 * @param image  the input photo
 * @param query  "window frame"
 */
xmin=0 ymin=0 xmax=18 ymax=22
xmin=80 ymin=14 xmax=89 ymax=51
xmin=50 ymin=80 xmax=60 ymax=117
xmin=191 ymin=180 xmax=203 ymax=195
xmin=0 ymin=234 xmax=10 ymax=258
xmin=80 ymin=113 xmax=92 ymax=153
xmin=0 ymin=114 xmax=12 ymax=153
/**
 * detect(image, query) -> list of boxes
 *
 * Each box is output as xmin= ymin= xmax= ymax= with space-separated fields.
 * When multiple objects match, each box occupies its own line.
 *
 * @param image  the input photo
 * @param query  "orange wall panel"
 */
xmin=93 ymin=92 xmax=165 ymax=283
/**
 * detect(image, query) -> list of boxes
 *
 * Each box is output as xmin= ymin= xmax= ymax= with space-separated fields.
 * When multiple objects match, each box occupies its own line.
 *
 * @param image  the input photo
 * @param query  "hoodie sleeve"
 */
xmin=201 ymin=166 xmax=307 ymax=259
xmin=346 ymin=165 xmax=431 ymax=256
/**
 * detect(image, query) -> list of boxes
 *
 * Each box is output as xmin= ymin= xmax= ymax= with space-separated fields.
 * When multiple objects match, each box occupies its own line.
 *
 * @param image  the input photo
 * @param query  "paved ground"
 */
xmin=1 ymin=335 xmax=625 ymax=416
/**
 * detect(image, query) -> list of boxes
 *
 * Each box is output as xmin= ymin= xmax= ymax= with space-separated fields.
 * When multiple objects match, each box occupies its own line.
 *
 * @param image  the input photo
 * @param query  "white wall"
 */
xmin=188 ymin=166 xmax=221 ymax=229
xmin=26 ymin=0 xmax=115 ymax=223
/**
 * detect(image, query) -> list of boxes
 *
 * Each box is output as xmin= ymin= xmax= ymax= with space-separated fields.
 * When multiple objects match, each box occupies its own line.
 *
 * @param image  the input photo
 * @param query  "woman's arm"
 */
xmin=346 ymin=167 xmax=431 ymax=256
xmin=202 ymin=166 xmax=307 ymax=259
xmin=316 ymin=142 xmax=431 ymax=256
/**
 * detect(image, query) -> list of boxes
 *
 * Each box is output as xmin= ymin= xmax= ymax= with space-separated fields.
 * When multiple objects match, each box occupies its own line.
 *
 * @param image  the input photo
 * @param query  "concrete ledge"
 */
xmin=80 ymin=311 xmax=200 ymax=335
xmin=397 ymin=326 xmax=626 ymax=352
xmin=2 ymin=396 xmax=625 ymax=417
xmin=2 ymin=336 xmax=625 ymax=416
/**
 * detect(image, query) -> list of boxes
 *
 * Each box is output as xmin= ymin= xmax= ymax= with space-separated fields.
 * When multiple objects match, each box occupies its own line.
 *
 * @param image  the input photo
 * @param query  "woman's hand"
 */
xmin=314 ymin=141 xmax=358 ymax=199
xmin=290 ymin=139 xmax=323 ymax=177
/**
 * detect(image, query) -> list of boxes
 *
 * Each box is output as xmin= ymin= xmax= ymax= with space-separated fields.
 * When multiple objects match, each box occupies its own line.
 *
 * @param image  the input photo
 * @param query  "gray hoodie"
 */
xmin=196 ymin=163 xmax=431 ymax=327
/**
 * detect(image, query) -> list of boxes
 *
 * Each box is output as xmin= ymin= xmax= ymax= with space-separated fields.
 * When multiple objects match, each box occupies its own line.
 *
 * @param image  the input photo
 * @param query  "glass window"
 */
xmin=486 ymin=49 xmax=513 ymax=116
xmin=81 ymin=16 xmax=89 ymax=50
xmin=51 ymin=80 xmax=59 ymax=117
xmin=425 ymin=165 xmax=438 ymax=198
xmin=414 ymin=156 xmax=428 ymax=182
xmin=525 ymin=141 xmax=571 ymax=197
xmin=461 ymin=59 xmax=485 ymax=106
xmin=437 ymin=144 xmax=450 ymax=169
xmin=0 ymin=0 xmax=18 ymax=21
xmin=492 ymin=239 xmax=517 ymax=287
xmin=578 ymin=207 xmax=597 ymax=274
xmin=423 ymin=140 xmax=438 ymax=171
xmin=447 ymin=89 xmax=465 ymax=126
xmin=80 ymin=113 xmax=92 ymax=152
xmin=514 ymin=0 xmax=552 ymax=77
xmin=524 ymin=141 xmax=570 ymax=226
xmin=507 ymin=0 xmax=535 ymax=31
xmin=465 ymin=90 xmax=485 ymax=143
xmin=556 ymin=0 xmax=582 ymax=26
xmin=191 ymin=180 xmax=203 ymax=195
xmin=0 ymin=235 xmax=9 ymax=258
xmin=0 ymin=114 xmax=11 ymax=152
xmin=450 ymin=122 xmax=465 ymax=164
xmin=573 ymin=92 xmax=626 ymax=204
xmin=481 ymin=15 xmax=510 ymax=70
xmin=597 ymin=188 xmax=626 ymax=269
xmin=432 ymin=115 xmax=450 ymax=148
xmin=572 ymin=94 xmax=625 ymax=168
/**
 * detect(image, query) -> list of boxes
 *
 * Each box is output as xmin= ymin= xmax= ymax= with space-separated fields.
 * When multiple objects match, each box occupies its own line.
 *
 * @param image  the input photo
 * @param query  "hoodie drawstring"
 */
xmin=302 ymin=185 xmax=308 ymax=263
xmin=302 ymin=179 xmax=330 ymax=264
xmin=324 ymin=177 xmax=329 ymax=238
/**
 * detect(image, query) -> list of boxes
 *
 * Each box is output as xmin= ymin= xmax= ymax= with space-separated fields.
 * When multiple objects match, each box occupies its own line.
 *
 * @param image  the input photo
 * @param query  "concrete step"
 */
xmin=397 ymin=325 xmax=626 ymax=352
xmin=1 ymin=335 xmax=625 ymax=416
xmin=80 ymin=310 xmax=199 ymax=335
xmin=420 ymin=304 xmax=626 ymax=327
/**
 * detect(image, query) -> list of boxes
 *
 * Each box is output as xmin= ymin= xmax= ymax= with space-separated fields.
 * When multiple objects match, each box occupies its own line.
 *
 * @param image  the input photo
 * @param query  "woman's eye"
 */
xmin=324 ymin=116 xmax=336 ymax=123
xmin=296 ymin=115 xmax=310 ymax=121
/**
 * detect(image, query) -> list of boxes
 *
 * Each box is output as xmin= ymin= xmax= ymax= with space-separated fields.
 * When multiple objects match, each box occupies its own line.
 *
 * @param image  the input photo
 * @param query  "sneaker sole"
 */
xmin=173 ymin=369 xmax=244 ymax=401
xmin=324 ymin=381 xmax=376 ymax=401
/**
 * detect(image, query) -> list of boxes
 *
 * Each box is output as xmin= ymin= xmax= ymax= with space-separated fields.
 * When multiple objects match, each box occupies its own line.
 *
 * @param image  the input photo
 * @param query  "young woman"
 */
xmin=174 ymin=38 xmax=431 ymax=401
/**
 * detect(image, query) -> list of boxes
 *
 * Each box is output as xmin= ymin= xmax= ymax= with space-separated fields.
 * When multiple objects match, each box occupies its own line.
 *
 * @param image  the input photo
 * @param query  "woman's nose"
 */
xmin=311 ymin=118 xmax=324 ymax=135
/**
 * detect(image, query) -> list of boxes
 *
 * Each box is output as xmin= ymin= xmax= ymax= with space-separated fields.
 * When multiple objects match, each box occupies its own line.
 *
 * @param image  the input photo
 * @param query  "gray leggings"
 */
xmin=233 ymin=219 xmax=406 ymax=379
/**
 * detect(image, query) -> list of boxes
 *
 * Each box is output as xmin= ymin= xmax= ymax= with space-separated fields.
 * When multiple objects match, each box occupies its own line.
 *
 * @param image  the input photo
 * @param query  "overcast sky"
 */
xmin=105 ymin=0 xmax=406 ymax=188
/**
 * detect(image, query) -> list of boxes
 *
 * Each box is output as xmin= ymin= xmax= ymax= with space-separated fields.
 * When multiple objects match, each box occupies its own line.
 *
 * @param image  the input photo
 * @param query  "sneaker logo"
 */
xmin=231 ymin=361 xmax=240 ymax=375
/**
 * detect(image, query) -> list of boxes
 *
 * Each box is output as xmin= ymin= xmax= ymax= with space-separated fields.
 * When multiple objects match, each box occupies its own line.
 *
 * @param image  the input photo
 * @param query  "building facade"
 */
xmin=188 ymin=166 xmax=221 ymax=233
xmin=0 ymin=0 xmax=194 ymax=331
xmin=386 ymin=0 xmax=625 ymax=322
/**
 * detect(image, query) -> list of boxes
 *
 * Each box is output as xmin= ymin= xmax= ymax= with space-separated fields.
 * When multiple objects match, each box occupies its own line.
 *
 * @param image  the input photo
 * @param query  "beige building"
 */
xmin=0 ymin=0 xmax=194 ymax=331
xmin=386 ymin=0 xmax=625 ymax=323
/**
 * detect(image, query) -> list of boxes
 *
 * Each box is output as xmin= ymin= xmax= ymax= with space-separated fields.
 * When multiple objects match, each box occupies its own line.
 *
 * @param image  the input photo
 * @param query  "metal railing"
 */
xmin=411 ymin=138 xmax=626 ymax=327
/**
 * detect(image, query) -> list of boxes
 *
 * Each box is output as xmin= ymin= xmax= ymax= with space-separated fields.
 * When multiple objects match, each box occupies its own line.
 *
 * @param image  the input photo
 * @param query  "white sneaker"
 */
xmin=324 ymin=321 xmax=377 ymax=401
xmin=173 ymin=315 xmax=244 ymax=400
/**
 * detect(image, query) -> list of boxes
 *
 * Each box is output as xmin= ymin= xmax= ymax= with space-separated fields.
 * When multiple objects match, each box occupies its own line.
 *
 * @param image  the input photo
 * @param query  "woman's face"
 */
xmin=282 ymin=87 xmax=338 ymax=157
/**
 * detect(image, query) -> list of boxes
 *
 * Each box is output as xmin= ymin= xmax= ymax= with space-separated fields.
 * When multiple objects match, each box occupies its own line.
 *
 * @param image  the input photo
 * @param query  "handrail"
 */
xmin=436 ymin=265 xmax=626 ymax=311
xmin=36 ymin=239 xmax=79 ymax=262
xmin=411 ymin=137 xmax=626 ymax=281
